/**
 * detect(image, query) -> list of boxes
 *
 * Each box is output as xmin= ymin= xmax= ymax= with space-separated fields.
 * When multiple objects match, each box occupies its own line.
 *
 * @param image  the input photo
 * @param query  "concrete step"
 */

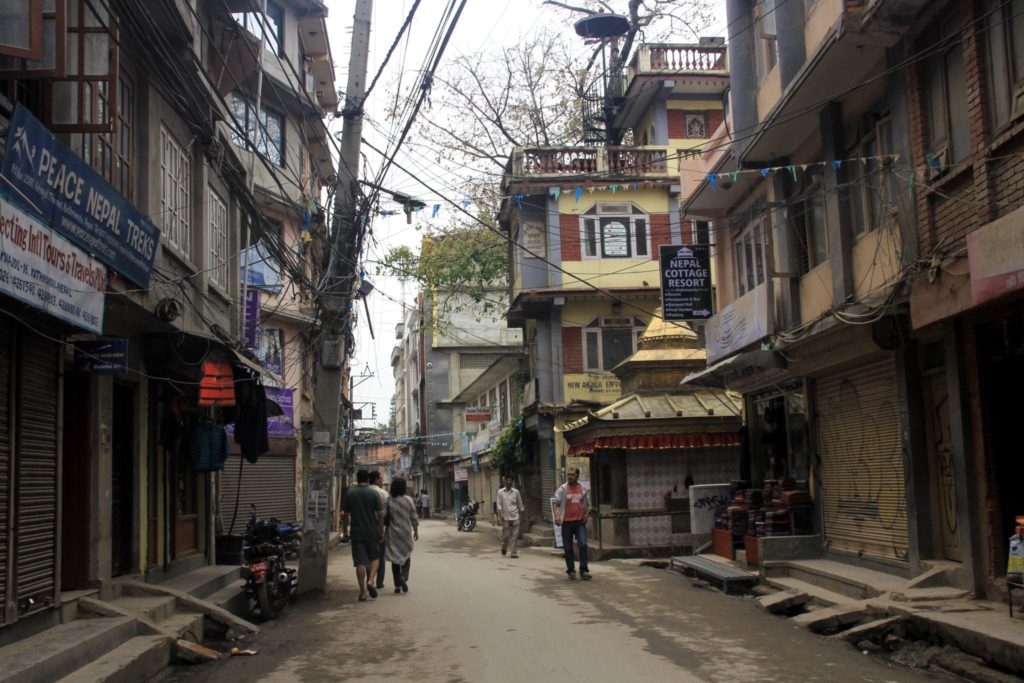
xmin=0 ymin=617 xmax=137 ymax=683
xmin=790 ymin=600 xmax=878 ymax=634
xmin=892 ymin=586 xmax=971 ymax=602
xmin=108 ymin=595 xmax=177 ymax=623
xmin=764 ymin=576 xmax=853 ymax=608
xmin=205 ymin=579 xmax=251 ymax=621
xmin=758 ymin=589 xmax=812 ymax=614
xmin=54 ymin=635 xmax=172 ymax=683
xmin=152 ymin=565 xmax=242 ymax=600
xmin=764 ymin=559 xmax=905 ymax=601
xmin=157 ymin=612 xmax=206 ymax=642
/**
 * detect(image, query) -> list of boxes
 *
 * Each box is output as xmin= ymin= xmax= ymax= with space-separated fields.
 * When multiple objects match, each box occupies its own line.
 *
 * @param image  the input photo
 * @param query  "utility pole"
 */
xmin=299 ymin=0 xmax=372 ymax=594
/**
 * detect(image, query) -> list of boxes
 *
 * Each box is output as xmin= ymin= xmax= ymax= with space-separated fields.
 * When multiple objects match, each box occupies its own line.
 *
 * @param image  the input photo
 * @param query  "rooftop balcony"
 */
xmin=507 ymin=145 xmax=676 ymax=183
xmin=626 ymin=43 xmax=729 ymax=82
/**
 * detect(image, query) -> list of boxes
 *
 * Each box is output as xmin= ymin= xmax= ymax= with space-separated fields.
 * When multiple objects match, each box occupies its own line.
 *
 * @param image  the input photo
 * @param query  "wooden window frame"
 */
xmin=160 ymin=127 xmax=192 ymax=258
xmin=208 ymin=187 xmax=229 ymax=289
xmin=580 ymin=203 xmax=650 ymax=260
xmin=0 ymin=0 xmax=44 ymax=60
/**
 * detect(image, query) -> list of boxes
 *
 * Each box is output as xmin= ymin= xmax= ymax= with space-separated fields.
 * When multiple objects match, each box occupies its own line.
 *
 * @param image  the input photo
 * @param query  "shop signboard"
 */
xmin=659 ymin=244 xmax=712 ymax=321
xmin=243 ymin=289 xmax=260 ymax=347
xmin=968 ymin=208 xmax=1024 ymax=306
xmin=74 ymin=338 xmax=128 ymax=375
xmin=454 ymin=467 xmax=468 ymax=482
xmin=1 ymin=105 xmax=159 ymax=287
xmin=266 ymin=387 xmax=294 ymax=438
xmin=705 ymin=280 xmax=773 ymax=363
xmin=465 ymin=406 xmax=492 ymax=422
xmin=0 ymin=195 xmax=105 ymax=333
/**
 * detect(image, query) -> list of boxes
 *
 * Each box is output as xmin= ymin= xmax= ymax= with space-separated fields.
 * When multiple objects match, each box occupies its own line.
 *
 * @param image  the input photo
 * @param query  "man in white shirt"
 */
xmin=496 ymin=474 xmax=526 ymax=558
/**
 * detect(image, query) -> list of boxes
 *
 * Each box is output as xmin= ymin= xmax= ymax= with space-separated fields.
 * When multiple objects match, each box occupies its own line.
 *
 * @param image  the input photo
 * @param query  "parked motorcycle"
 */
xmin=276 ymin=520 xmax=303 ymax=560
xmin=457 ymin=499 xmax=480 ymax=532
xmin=243 ymin=504 xmax=297 ymax=620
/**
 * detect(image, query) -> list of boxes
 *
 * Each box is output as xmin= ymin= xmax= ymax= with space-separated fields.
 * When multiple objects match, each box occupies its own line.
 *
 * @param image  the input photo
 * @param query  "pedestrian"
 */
xmin=385 ymin=477 xmax=419 ymax=593
xmin=420 ymin=489 xmax=431 ymax=518
xmin=341 ymin=469 xmax=384 ymax=601
xmin=369 ymin=470 xmax=389 ymax=590
xmin=553 ymin=467 xmax=591 ymax=580
xmin=497 ymin=473 xmax=525 ymax=558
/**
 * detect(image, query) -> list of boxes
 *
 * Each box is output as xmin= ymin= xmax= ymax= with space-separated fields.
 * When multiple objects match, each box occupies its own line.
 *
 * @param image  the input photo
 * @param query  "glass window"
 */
xmin=160 ymin=126 xmax=191 ymax=256
xmin=582 ymin=318 xmax=647 ymax=371
xmin=580 ymin=203 xmax=650 ymax=259
xmin=986 ymin=0 xmax=1024 ymax=130
xmin=230 ymin=92 xmax=285 ymax=166
xmin=208 ymin=187 xmax=229 ymax=288
xmin=733 ymin=215 xmax=768 ymax=295
xmin=233 ymin=2 xmax=283 ymax=57
xmin=923 ymin=20 xmax=969 ymax=165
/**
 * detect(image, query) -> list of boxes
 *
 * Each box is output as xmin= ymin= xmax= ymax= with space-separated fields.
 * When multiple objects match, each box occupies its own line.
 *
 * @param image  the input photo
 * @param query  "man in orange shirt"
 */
xmin=553 ymin=467 xmax=591 ymax=580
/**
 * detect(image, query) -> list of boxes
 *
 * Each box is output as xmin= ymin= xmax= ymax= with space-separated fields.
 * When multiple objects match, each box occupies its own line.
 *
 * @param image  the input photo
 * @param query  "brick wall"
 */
xmin=560 ymin=214 xmax=580 ymax=261
xmin=562 ymin=326 xmax=582 ymax=373
xmin=708 ymin=109 xmax=724 ymax=135
xmin=668 ymin=110 xmax=685 ymax=139
xmin=651 ymin=213 xmax=671 ymax=257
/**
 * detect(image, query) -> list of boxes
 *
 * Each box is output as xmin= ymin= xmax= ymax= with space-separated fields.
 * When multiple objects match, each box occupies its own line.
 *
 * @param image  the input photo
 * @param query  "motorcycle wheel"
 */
xmin=464 ymin=517 xmax=476 ymax=532
xmin=255 ymin=580 xmax=276 ymax=621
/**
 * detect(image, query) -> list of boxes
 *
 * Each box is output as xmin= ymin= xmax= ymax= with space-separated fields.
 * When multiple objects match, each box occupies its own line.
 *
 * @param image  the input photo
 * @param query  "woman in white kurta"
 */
xmin=385 ymin=477 xmax=419 ymax=593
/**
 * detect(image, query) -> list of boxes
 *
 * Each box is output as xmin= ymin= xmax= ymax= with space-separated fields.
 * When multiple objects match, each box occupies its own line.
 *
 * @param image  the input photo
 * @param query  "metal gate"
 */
xmin=0 ymin=324 xmax=11 ymax=623
xmin=813 ymin=358 xmax=909 ymax=561
xmin=220 ymin=452 xmax=297 ymax=527
xmin=15 ymin=334 xmax=60 ymax=614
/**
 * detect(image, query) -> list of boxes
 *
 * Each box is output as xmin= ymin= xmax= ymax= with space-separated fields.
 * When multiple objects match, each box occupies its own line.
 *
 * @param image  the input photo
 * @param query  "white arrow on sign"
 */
xmin=693 ymin=309 xmax=711 ymax=317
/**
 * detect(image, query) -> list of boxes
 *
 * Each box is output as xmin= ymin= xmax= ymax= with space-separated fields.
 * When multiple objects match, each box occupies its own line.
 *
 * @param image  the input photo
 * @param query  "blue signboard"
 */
xmin=1 ymin=105 xmax=160 ymax=287
xmin=74 ymin=338 xmax=128 ymax=375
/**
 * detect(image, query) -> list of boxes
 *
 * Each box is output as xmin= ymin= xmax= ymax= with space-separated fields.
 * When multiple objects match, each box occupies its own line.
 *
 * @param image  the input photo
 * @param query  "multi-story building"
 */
xmin=682 ymin=0 xmax=1024 ymax=601
xmin=500 ymin=40 xmax=729 ymax=519
xmin=392 ymin=299 xmax=425 ymax=494
xmin=0 ymin=0 xmax=336 ymax=654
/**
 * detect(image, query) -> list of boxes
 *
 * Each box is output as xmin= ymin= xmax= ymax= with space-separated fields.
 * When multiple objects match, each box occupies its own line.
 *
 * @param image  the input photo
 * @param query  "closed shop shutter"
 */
xmin=814 ymin=357 xmax=908 ymax=561
xmin=0 ymin=324 xmax=11 ymax=623
xmin=221 ymin=452 xmax=297 ymax=525
xmin=15 ymin=335 xmax=60 ymax=614
xmin=541 ymin=442 xmax=555 ymax=521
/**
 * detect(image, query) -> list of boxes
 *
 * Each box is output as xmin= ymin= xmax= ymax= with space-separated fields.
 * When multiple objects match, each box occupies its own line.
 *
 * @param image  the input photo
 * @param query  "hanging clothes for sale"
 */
xmin=199 ymin=358 xmax=235 ymax=406
xmin=231 ymin=364 xmax=269 ymax=463
xmin=190 ymin=421 xmax=229 ymax=472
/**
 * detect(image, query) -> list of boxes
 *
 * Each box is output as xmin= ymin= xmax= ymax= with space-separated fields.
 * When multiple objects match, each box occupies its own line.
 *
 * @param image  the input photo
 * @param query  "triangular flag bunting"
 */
xmin=708 ymin=174 xmax=717 ymax=190
xmin=787 ymin=165 xmax=798 ymax=181
xmin=575 ymin=188 xmax=583 ymax=203
xmin=431 ymin=204 xmax=440 ymax=218
xmin=832 ymin=160 xmax=842 ymax=169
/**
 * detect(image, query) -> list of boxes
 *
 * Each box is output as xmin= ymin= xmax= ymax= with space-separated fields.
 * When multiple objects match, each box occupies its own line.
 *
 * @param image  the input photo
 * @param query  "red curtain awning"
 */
xmin=567 ymin=432 xmax=741 ymax=457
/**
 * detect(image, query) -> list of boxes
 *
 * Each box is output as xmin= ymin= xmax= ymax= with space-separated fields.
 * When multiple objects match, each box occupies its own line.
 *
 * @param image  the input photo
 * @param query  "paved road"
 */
xmin=166 ymin=518 xmax=947 ymax=682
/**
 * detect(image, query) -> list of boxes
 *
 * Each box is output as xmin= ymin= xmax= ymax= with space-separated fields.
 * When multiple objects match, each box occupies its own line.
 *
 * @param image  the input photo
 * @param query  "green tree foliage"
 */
xmin=488 ymin=418 xmax=528 ymax=475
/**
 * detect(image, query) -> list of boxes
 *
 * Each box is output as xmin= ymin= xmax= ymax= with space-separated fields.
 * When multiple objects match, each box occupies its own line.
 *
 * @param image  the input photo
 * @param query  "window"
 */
xmin=208 ymin=188 xmax=229 ymax=289
xmin=0 ymin=0 xmax=43 ymax=59
xmin=733 ymin=216 xmax=768 ymax=295
xmin=685 ymin=113 xmax=707 ymax=139
xmin=160 ymin=127 xmax=191 ymax=256
xmin=581 ymin=203 xmax=649 ymax=259
xmin=792 ymin=170 xmax=828 ymax=273
xmin=230 ymin=92 xmax=285 ymax=166
xmin=583 ymin=317 xmax=647 ymax=371
xmin=233 ymin=2 xmax=283 ymax=57
xmin=72 ymin=74 xmax=133 ymax=198
xmin=691 ymin=219 xmax=710 ymax=245
xmin=923 ymin=19 xmax=969 ymax=166
xmin=755 ymin=0 xmax=778 ymax=82
xmin=986 ymin=0 xmax=1024 ymax=129
xmin=847 ymin=101 xmax=896 ymax=235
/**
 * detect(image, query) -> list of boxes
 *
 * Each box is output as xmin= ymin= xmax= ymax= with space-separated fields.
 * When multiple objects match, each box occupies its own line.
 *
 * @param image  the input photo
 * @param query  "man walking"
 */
xmin=496 ymin=473 xmax=525 ymax=558
xmin=553 ymin=467 xmax=591 ymax=580
xmin=369 ymin=470 xmax=389 ymax=590
xmin=420 ymin=489 xmax=430 ymax=518
xmin=342 ymin=469 xmax=384 ymax=601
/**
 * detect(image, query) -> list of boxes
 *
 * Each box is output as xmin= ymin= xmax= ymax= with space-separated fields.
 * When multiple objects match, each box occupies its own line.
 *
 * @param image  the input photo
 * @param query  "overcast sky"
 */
xmin=324 ymin=0 xmax=728 ymax=432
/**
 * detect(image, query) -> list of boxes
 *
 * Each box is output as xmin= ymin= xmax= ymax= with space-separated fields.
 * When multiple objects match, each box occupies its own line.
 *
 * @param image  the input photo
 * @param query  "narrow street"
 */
xmin=166 ymin=519 xmax=946 ymax=683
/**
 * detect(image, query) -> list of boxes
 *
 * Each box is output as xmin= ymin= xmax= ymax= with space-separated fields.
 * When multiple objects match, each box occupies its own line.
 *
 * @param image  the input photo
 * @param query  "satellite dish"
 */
xmin=574 ymin=13 xmax=630 ymax=40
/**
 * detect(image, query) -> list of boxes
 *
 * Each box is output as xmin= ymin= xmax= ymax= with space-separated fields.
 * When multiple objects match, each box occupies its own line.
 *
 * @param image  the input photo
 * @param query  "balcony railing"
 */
xmin=627 ymin=43 xmax=729 ymax=81
xmin=510 ymin=146 xmax=675 ymax=180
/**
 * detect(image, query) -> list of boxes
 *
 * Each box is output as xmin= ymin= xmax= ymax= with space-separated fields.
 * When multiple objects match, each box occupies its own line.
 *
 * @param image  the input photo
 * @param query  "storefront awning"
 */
xmin=568 ymin=432 xmax=740 ymax=457
xmin=681 ymin=349 xmax=788 ymax=392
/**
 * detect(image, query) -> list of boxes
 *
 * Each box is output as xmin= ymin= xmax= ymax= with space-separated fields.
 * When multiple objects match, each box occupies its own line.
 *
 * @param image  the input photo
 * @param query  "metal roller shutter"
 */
xmin=0 ymin=324 xmax=11 ymax=623
xmin=221 ymin=453 xmax=297 ymax=526
xmin=814 ymin=358 xmax=908 ymax=561
xmin=15 ymin=335 xmax=60 ymax=613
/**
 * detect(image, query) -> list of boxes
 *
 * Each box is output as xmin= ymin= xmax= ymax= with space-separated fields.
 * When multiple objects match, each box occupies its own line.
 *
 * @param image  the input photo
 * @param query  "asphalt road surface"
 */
xmin=162 ymin=518 xmax=948 ymax=682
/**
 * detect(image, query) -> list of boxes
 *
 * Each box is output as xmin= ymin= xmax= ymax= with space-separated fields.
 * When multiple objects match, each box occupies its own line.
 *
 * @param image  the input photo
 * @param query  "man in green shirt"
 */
xmin=342 ymin=469 xmax=385 ymax=601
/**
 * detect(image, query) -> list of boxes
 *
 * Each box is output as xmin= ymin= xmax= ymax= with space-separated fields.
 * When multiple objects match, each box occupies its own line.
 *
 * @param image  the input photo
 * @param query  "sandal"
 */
xmin=358 ymin=594 xmax=368 ymax=602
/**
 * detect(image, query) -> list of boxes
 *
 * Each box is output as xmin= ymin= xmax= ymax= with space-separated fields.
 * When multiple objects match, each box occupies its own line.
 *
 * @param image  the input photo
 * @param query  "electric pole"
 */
xmin=299 ymin=0 xmax=372 ymax=594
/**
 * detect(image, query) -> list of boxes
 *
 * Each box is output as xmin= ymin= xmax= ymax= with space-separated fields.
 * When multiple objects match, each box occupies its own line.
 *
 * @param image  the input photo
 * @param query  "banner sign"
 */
xmin=266 ymin=387 xmax=294 ymax=438
xmin=74 ymin=338 xmax=127 ymax=374
xmin=465 ymin=407 xmax=492 ymax=423
xmin=0 ymin=195 xmax=105 ymax=333
xmin=2 ymin=105 xmax=159 ymax=287
xmin=659 ymin=244 xmax=712 ymax=321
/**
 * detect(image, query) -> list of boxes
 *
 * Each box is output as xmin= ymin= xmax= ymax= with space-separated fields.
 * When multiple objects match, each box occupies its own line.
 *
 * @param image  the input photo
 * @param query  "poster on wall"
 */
xmin=454 ymin=467 xmax=469 ymax=482
xmin=550 ymin=498 xmax=564 ymax=549
xmin=266 ymin=387 xmax=295 ymax=438
xmin=0 ymin=195 xmax=106 ymax=333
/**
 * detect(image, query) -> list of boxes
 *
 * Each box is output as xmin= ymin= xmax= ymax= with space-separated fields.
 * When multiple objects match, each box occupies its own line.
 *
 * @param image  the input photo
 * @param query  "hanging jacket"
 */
xmin=190 ymin=421 xmax=229 ymax=472
xmin=231 ymin=364 xmax=269 ymax=463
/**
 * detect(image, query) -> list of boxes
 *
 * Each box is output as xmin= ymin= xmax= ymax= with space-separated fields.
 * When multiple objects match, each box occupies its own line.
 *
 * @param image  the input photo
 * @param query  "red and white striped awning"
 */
xmin=567 ymin=432 xmax=741 ymax=457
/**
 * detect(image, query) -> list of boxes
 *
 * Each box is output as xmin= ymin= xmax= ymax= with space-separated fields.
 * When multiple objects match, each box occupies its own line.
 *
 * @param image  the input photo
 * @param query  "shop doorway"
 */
xmin=61 ymin=374 xmax=92 ymax=590
xmin=173 ymin=453 xmax=201 ymax=559
xmin=111 ymin=384 xmax=135 ymax=577
xmin=920 ymin=342 xmax=961 ymax=562
xmin=979 ymin=315 xmax=1024 ymax=576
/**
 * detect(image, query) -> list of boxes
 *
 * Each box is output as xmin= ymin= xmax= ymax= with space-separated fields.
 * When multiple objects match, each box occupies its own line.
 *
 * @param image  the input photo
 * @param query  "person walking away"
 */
xmin=497 ymin=474 xmax=525 ymax=558
xmin=415 ymin=490 xmax=424 ymax=518
xmin=341 ymin=469 xmax=384 ymax=600
xmin=421 ymin=489 xmax=431 ymax=518
xmin=385 ymin=477 xmax=419 ymax=593
xmin=369 ymin=470 xmax=389 ymax=590
xmin=554 ymin=468 xmax=591 ymax=580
